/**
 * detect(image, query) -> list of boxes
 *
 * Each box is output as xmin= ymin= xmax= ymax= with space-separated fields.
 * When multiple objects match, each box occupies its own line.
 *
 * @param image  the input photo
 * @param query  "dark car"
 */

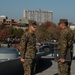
xmin=0 ymin=40 xmax=58 ymax=75
xmin=39 ymin=40 xmax=58 ymax=56
xmin=0 ymin=47 xmax=45 ymax=75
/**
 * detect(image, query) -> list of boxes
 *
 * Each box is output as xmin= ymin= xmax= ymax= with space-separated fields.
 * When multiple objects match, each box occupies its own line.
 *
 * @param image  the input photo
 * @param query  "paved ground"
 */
xmin=35 ymin=56 xmax=75 ymax=75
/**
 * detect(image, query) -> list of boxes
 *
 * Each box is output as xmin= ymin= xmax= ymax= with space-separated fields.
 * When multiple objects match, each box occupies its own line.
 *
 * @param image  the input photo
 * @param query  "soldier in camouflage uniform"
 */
xmin=58 ymin=19 xmax=74 ymax=75
xmin=19 ymin=24 xmax=37 ymax=75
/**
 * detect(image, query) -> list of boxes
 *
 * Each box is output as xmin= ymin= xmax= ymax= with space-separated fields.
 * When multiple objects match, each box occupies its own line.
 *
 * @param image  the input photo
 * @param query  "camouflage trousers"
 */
xmin=23 ymin=59 xmax=35 ymax=75
xmin=58 ymin=61 xmax=72 ymax=75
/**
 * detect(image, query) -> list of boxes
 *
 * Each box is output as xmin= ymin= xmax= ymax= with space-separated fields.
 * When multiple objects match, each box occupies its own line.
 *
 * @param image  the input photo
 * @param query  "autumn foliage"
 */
xmin=0 ymin=28 xmax=11 ymax=40
xmin=35 ymin=21 xmax=61 ymax=42
xmin=0 ymin=25 xmax=24 ymax=43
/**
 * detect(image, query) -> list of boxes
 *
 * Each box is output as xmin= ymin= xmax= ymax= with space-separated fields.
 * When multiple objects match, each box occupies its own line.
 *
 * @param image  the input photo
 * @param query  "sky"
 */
xmin=0 ymin=0 xmax=75 ymax=24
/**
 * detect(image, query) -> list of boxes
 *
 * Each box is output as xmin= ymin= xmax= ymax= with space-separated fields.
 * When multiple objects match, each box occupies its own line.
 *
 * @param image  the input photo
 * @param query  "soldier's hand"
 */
xmin=37 ymin=43 xmax=41 ymax=46
xmin=59 ymin=58 xmax=65 ymax=63
xmin=20 ymin=58 xmax=25 ymax=63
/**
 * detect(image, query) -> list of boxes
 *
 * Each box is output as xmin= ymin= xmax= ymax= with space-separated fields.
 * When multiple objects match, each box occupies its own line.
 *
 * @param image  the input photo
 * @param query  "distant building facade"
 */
xmin=69 ymin=23 xmax=75 ymax=30
xmin=4 ymin=19 xmax=18 ymax=26
xmin=0 ymin=15 xmax=8 ymax=24
xmin=23 ymin=9 xmax=53 ymax=24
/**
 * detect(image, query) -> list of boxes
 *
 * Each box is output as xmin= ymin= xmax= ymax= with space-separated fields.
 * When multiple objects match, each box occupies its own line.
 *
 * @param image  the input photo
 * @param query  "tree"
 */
xmin=8 ymin=27 xmax=15 ymax=38
xmin=41 ymin=21 xmax=56 ymax=29
xmin=0 ymin=24 xmax=5 ymax=31
xmin=29 ymin=20 xmax=37 ymax=25
xmin=8 ymin=27 xmax=24 ymax=38
xmin=14 ymin=28 xmax=24 ymax=38
xmin=0 ymin=28 xmax=11 ymax=40
xmin=35 ymin=21 xmax=60 ymax=42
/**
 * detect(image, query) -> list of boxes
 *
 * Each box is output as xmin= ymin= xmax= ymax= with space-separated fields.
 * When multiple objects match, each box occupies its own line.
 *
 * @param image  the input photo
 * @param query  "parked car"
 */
xmin=39 ymin=40 xmax=58 ymax=56
xmin=0 ymin=48 xmax=19 ymax=62
xmin=0 ymin=58 xmax=24 ymax=75
xmin=0 ymin=47 xmax=45 ymax=75
xmin=0 ymin=40 xmax=58 ymax=75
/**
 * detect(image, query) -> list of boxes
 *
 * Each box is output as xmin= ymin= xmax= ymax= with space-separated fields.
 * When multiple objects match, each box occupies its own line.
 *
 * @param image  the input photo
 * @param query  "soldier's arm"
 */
xmin=19 ymin=34 xmax=28 ymax=59
xmin=60 ymin=30 xmax=67 ymax=59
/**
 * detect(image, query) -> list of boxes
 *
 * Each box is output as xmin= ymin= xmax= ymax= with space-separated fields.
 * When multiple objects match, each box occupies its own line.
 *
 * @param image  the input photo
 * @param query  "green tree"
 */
xmin=8 ymin=27 xmax=24 ymax=38
xmin=14 ymin=28 xmax=24 ymax=38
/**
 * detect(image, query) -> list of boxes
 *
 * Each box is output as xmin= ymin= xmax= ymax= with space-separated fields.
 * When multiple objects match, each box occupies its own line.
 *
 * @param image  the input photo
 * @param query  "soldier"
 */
xmin=19 ymin=24 xmax=37 ymax=75
xmin=58 ymin=19 xmax=74 ymax=75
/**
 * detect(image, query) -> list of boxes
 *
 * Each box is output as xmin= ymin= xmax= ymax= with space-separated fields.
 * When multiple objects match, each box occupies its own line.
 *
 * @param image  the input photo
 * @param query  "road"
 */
xmin=35 ymin=56 xmax=75 ymax=75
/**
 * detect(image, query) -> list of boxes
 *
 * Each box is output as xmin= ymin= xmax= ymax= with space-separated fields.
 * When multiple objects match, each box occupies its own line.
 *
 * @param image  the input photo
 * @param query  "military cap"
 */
xmin=29 ymin=24 xmax=37 ymax=28
xmin=59 ymin=19 xmax=68 ymax=24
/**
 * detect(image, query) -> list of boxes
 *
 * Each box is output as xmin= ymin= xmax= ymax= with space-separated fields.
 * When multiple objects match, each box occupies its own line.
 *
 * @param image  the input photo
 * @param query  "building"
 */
xmin=3 ymin=19 xmax=18 ymax=26
xmin=0 ymin=15 xmax=29 ymax=31
xmin=69 ymin=24 xmax=75 ymax=30
xmin=0 ymin=15 xmax=7 ymax=20
xmin=23 ymin=9 xmax=53 ymax=24
xmin=17 ymin=18 xmax=29 ymax=30
xmin=0 ymin=15 xmax=8 ymax=24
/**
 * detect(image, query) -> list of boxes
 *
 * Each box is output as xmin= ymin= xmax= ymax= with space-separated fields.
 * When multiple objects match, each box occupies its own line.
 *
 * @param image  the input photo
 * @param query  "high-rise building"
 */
xmin=23 ymin=9 xmax=53 ymax=24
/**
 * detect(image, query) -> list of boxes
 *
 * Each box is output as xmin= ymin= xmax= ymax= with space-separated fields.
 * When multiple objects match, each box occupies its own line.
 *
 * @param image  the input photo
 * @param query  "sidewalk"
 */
xmin=35 ymin=56 xmax=75 ymax=75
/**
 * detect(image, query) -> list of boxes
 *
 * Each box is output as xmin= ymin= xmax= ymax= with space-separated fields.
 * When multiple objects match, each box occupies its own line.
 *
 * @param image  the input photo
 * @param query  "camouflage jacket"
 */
xmin=19 ymin=32 xmax=37 ymax=59
xmin=59 ymin=27 xmax=74 ymax=59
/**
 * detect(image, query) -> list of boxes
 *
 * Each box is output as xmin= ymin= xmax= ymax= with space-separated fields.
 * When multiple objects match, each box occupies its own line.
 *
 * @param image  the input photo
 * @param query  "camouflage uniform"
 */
xmin=58 ymin=19 xmax=74 ymax=75
xmin=20 ymin=31 xmax=37 ymax=75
